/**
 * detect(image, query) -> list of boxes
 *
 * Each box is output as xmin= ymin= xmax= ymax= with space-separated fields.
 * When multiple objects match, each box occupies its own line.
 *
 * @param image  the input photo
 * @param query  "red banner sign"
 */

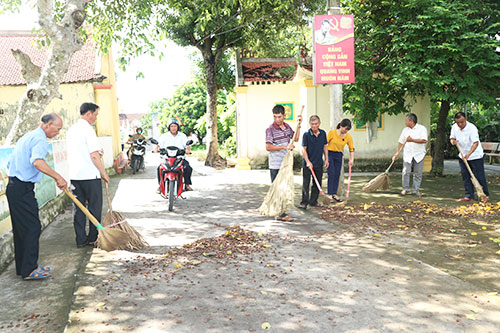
xmin=313 ymin=14 xmax=355 ymax=84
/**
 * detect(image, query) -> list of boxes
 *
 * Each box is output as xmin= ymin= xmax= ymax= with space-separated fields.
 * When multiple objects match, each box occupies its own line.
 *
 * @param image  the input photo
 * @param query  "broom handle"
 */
xmin=309 ymin=165 xmax=325 ymax=195
xmin=346 ymin=164 xmax=352 ymax=196
xmin=105 ymin=183 xmax=113 ymax=211
xmin=387 ymin=140 xmax=407 ymax=172
xmin=64 ymin=188 xmax=104 ymax=230
xmin=456 ymin=144 xmax=480 ymax=183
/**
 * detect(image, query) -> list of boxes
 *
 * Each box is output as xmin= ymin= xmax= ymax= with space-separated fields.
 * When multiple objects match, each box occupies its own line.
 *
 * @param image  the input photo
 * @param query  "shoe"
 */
xmin=400 ymin=190 xmax=408 ymax=196
xmin=458 ymin=197 xmax=474 ymax=202
xmin=275 ymin=215 xmax=294 ymax=222
xmin=156 ymin=186 xmax=161 ymax=194
xmin=414 ymin=192 xmax=422 ymax=197
xmin=24 ymin=267 xmax=52 ymax=280
xmin=184 ymin=185 xmax=193 ymax=191
xmin=332 ymin=195 xmax=343 ymax=202
xmin=298 ymin=203 xmax=307 ymax=210
xmin=77 ymin=241 xmax=89 ymax=248
xmin=310 ymin=203 xmax=323 ymax=207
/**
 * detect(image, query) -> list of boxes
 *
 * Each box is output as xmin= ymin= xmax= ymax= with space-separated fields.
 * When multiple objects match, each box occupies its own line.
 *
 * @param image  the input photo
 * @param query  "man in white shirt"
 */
xmin=450 ymin=112 xmax=489 ymax=202
xmin=392 ymin=113 xmax=428 ymax=196
xmin=156 ymin=119 xmax=193 ymax=191
xmin=67 ymin=103 xmax=110 ymax=248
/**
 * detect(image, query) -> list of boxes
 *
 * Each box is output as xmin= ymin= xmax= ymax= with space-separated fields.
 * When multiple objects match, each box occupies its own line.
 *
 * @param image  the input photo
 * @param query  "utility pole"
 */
xmin=327 ymin=0 xmax=345 ymax=196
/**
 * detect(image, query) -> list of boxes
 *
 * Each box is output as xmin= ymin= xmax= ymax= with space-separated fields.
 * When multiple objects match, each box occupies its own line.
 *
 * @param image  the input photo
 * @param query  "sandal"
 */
xmin=276 ymin=215 xmax=294 ymax=222
xmin=400 ymin=190 xmax=408 ymax=196
xmin=24 ymin=267 xmax=52 ymax=280
xmin=332 ymin=195 xmax=343 ymax=203
xmin=39 ymin=266 xmax=51 ymax=272
xmin=458 ymin=197 xmax=474 ymax=202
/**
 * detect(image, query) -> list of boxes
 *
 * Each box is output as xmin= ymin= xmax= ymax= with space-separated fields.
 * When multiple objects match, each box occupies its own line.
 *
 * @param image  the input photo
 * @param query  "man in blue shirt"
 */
xmin=300 ymin=115 xmax=329 ymax=209
xmin=6 ymin=113 xmax=67 ymax=280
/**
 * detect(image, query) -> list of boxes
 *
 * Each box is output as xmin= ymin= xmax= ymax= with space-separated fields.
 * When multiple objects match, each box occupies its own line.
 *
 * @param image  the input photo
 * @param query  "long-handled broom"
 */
xmin=362 ymin=141 xmax=406 ymax=193
xmin=101 ymin=183 xmax=149 ymax=250
xmin=309 ymin=165 xmax=331 ymax=206
xmin=64 ymin=188 xmax=130 ymax=252
xmin=456 ymin=144 xmax=487 ymax=202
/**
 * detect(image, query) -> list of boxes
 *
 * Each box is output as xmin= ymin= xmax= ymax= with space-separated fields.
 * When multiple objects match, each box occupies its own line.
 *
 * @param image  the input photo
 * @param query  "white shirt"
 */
xmin=398 ymin=123 xmax=428 ymax=163
xmin=67 ymin=119 xmax=102 ymax=180
xmin=450 ymin=121 xmax=483 ymax=160
xmin=158 ymin=131 xmax=188 ymax=150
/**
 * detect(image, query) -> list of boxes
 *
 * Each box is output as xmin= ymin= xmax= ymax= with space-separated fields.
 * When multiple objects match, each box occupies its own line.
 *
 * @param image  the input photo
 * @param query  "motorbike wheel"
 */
xmin=132 ymin=159 xmax=139 ymax=174
xmin=168 ymin=179 xmax=176 ymax=211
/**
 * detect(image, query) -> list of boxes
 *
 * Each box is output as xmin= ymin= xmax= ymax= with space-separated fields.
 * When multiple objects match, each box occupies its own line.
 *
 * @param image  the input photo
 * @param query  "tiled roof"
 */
xmin=0 ymin=32 xmax=99 ymax=86
xmin=242 ymin=61 xmax=297 ymax=82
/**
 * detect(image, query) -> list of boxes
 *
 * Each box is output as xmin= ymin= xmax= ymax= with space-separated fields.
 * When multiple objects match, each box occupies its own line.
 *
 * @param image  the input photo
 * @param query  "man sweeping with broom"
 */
xmin=450 ymin=112 xmax=489 ymax=203
xmin=299 ymin=115 xmax=328 ymax=209
xmin=67 ymin=103 xmax=110 ymax=248
xmin=262 ymin=105 xmax=302 ymax=221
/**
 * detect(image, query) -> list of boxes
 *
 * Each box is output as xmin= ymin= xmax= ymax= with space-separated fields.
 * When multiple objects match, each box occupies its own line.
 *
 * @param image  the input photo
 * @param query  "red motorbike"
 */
xmin=158 ymin=141 xmax=192 ymax=211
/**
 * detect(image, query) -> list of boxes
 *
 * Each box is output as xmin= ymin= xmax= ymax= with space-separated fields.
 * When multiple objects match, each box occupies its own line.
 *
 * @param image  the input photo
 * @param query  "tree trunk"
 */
xmin=430 ymin=99 xmax=450 ymax=176
xmin=203 ymin=52 xmax=223 ymax=167
xmin=3 ymin=0 xmax=86 ymax=146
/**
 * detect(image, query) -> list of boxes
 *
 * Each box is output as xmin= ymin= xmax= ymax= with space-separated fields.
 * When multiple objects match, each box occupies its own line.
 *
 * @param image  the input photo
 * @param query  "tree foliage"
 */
xmin=342 ymin=0 xmax=500 ymax=174
xmin=87 ymin=0 xmax=323 ymax=166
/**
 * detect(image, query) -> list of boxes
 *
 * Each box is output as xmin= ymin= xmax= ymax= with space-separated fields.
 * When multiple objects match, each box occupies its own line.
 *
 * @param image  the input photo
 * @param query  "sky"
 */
xmin=0 ymin=2 xmax=194 ymax=114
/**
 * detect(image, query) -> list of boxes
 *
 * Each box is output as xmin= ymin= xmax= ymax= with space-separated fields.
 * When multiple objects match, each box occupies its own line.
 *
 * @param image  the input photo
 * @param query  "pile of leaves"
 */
xmin=449 ymin=202 xmax=500 ymax=217
xmin=169 ymin=225 xmax=271 ymax=259
xmin=123 ymin=226 xmax=273 ymax=278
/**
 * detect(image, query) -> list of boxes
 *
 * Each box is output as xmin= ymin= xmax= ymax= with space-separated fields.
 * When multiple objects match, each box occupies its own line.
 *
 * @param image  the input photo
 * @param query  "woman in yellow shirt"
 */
xmin=327 ymin=119 xmax=354 ymax=202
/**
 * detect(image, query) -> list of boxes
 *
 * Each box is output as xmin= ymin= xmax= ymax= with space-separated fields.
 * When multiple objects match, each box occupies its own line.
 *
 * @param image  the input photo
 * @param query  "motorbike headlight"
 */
xmin=167 ymin=148 xmax=178 ymax=157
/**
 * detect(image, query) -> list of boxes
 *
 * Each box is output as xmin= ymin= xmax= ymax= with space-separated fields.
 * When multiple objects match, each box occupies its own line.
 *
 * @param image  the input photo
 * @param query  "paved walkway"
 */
xmin=0 ymin=153 xmax=499 ymax=332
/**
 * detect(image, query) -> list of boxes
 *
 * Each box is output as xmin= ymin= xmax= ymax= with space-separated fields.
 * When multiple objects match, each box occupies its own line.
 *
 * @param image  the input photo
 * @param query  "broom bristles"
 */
xmin=259 ymin=151 xmax=294 ymax=216
xmin=471 ymin=176 xmax=487 ymax=200
xmin=362 ymin=173 xmax=390 ymax=192
xmin=96 ymin=228 xmax=131 ymax=252
xmin=102 ymin=210 xmax=149 ymax=251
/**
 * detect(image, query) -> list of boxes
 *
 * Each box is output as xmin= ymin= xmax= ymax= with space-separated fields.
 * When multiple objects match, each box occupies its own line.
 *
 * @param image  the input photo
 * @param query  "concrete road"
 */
xmin=1 ymin=152 xmax=499 ymax=332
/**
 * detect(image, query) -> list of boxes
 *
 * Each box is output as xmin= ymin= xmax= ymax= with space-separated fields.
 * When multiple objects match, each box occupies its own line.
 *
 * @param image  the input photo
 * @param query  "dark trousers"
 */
xmin=157 ymin=160 xmax=193 ymax=186
xmin=302 ymin=166 xmax=323 ymax=206
xmin=71 ymin=179 xmax=102 ymax=246
xmin=327 ymin=151 xmax=343 ymax=195
xmin=458 ymin=157 xmax=490 ymax=199
xmin=5 ymin=177 xmax=40 ymax=278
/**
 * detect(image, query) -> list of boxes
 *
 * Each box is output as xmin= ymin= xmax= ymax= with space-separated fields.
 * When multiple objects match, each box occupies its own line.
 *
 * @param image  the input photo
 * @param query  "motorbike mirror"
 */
xmin=150 ymin=138 xmax=158 ymax=145
xmin=186 ymin=139 xmax=194 ymax=146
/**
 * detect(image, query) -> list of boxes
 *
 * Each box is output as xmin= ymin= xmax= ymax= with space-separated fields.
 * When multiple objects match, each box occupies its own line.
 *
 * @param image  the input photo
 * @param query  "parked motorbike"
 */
xmin=158 ymin=140 xmax=193 ymax=211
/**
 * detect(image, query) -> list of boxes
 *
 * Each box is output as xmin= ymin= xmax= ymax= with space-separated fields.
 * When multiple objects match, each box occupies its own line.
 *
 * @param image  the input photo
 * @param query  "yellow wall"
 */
xmin=236 ymin=81 xmax=431 ymax=161
xmin=237 ymin=82 xmax=302 ymax=159
xmin=94 ymin=52 xmax=122 ymax=158
xmin=0 ymin=83 xmax=95 ymax=143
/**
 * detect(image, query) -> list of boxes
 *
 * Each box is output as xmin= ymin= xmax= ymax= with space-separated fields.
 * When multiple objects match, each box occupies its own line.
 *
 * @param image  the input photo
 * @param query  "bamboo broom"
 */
xmin=456 ymin=144 xmax=487 ymax=202
xmin=101 ymin=183 xmax=149 ymax=250
xmin=64 ymin=188 xmax=130 ymax=252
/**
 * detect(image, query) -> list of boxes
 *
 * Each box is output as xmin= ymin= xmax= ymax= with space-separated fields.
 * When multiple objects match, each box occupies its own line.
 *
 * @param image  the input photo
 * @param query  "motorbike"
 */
xmin=130 ymin=138 xmax=147 ymax=174
xmin=158 ymin=140 xmax=193 ymax=211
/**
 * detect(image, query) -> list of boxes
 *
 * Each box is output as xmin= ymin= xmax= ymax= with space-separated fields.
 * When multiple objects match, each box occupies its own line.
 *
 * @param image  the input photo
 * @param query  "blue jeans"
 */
xmin=327 ymin=151 xmax=343 ymax=195
xmin=458 ymin=157 xmax=489 ymax=199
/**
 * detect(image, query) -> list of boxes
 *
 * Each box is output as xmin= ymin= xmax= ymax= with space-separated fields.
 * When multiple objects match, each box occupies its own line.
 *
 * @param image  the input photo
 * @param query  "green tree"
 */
xmin=343 ymin=0 xmax=500 ymax=175
xmin=87 ymin=0 xmax=323 ymax=166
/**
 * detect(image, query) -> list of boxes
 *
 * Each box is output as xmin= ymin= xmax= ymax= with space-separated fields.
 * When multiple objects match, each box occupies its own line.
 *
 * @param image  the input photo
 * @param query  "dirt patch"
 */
xmin=320 ymin=200 xmax=500 ymax=291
